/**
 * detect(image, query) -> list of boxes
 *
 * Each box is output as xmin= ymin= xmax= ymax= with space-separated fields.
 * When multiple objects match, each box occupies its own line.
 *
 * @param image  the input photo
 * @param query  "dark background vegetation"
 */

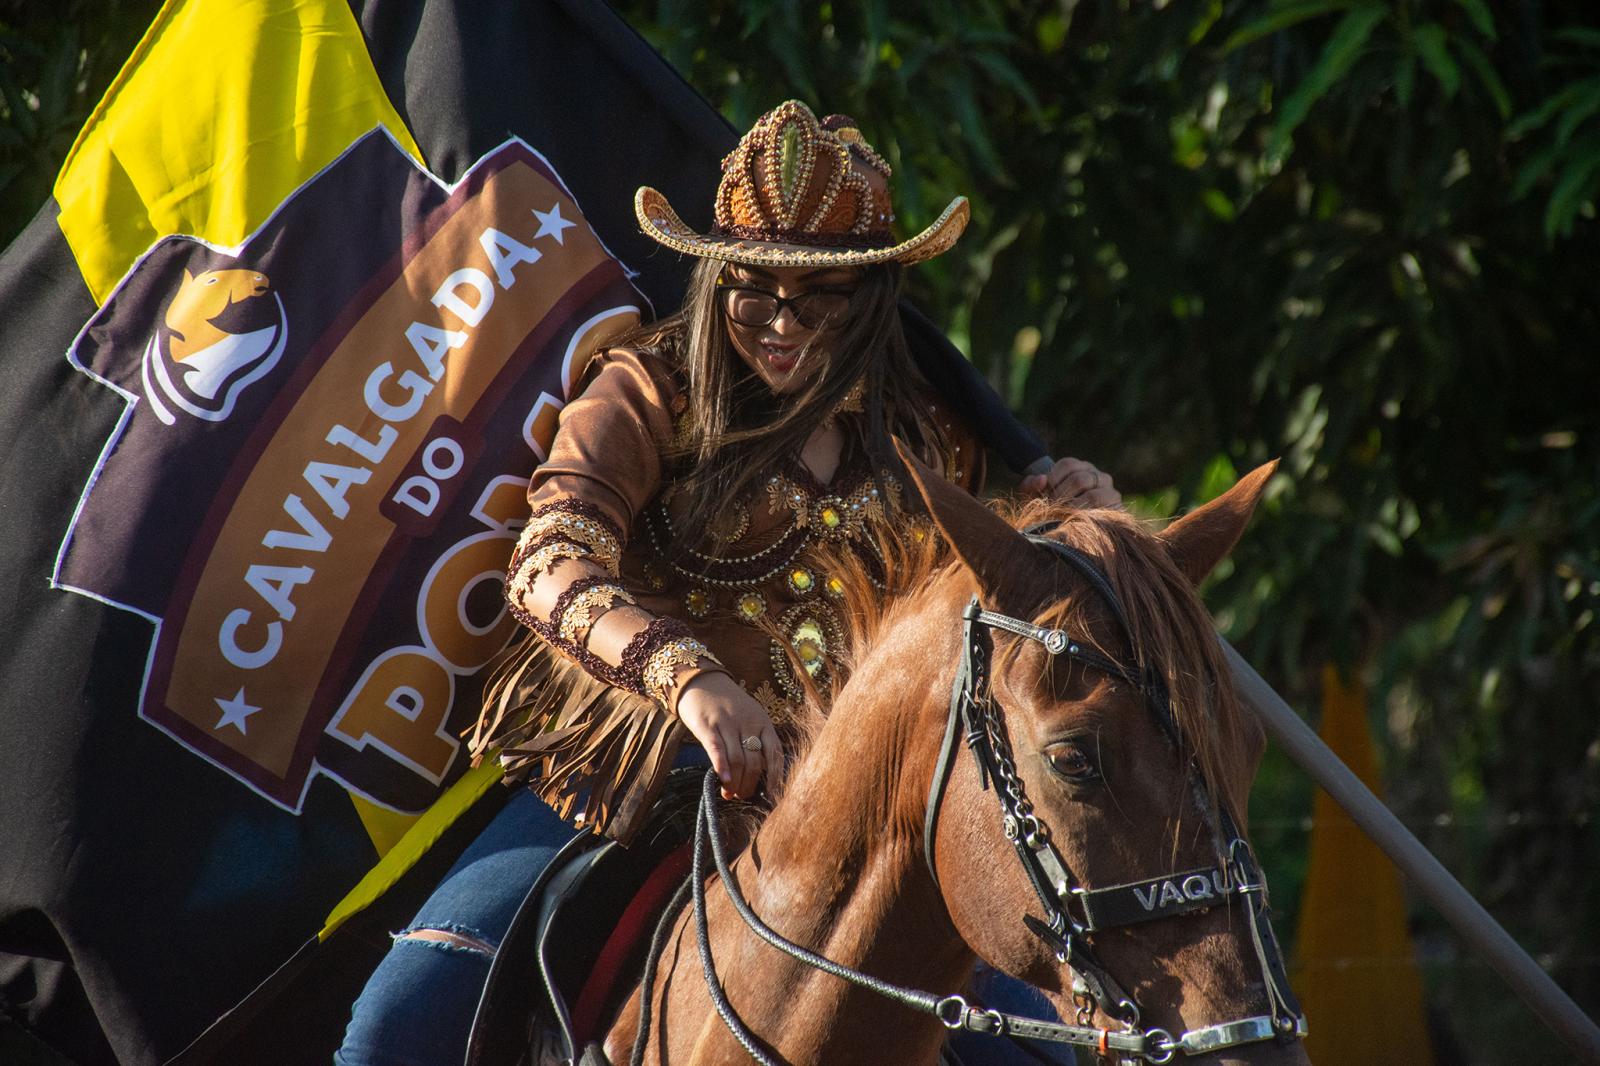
xmin=3 ymin=0 xmax=1596 ymax=1060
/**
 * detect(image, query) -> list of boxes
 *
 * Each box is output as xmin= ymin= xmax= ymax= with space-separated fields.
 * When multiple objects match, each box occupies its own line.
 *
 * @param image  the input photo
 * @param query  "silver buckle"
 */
xmin=1175 ymin=1013 xmax=1307 ymax=1055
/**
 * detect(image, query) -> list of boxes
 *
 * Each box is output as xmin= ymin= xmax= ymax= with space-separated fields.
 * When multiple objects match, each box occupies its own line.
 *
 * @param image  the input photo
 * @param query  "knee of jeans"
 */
xmin=392 ymin=923 xmax=499 ymax=958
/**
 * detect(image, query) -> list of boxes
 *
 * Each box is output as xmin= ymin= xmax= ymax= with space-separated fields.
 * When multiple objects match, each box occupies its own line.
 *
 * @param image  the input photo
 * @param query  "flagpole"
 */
xmin=1221 ymin=639 xmax=1600 ymax=1061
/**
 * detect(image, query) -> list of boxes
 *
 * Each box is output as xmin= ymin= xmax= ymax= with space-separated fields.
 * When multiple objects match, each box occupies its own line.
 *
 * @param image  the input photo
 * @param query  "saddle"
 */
xmin=466 ymin=769 xmax=702 ymax=1066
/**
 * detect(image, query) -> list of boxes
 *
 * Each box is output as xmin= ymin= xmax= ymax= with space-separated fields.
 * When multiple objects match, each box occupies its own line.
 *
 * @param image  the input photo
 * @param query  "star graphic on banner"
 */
xmin=532 ymin=202 xmax=576 ymax=245
xmin=214 ymin=688 xmax=262 ymax=735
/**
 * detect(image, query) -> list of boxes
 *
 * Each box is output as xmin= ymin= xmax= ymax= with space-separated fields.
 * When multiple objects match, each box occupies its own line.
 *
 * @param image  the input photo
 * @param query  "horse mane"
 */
xmin=814 ymin=497 xmax=1256 ymax=827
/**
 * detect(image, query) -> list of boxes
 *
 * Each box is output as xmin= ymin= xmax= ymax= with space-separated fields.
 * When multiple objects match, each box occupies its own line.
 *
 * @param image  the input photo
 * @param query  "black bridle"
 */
xmin=923 ymin=535 xmax=1305 ymax=1057
xmin=677 ymin=533 xmax=1306 ymax=1064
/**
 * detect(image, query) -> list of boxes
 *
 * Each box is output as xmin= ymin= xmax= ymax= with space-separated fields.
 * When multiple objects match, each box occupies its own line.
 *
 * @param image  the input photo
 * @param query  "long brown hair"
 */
xmin=613 ymin=257 xmax=952 ymax=545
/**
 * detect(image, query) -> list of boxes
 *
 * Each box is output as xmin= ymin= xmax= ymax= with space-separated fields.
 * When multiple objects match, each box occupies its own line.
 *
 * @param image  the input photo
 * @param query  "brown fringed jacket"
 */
xmin=470 ymin=346 xmax=982 ymax=843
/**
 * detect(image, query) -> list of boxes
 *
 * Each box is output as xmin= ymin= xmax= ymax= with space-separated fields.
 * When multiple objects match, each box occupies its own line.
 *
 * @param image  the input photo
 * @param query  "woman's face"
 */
xmin=719 ymin=263 xmax=863 ymax=394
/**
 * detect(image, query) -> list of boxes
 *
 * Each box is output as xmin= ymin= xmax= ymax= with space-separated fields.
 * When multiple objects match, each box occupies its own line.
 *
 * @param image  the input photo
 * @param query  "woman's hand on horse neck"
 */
xmin=524 ymin=559 xmax=783 ymax=801
xmin=1019 ymin=455 xmax=1124 ymax=509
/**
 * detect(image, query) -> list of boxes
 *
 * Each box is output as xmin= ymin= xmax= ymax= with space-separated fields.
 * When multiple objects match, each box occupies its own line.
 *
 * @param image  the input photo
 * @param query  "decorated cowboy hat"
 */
xmin=635 ymin=100 xmax=968 ymax=268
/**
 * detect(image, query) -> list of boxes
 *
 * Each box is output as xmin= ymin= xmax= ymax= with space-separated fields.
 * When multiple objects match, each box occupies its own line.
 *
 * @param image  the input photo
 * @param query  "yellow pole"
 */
xmin=1292 ymin=663 xmax=1434 ymax=1064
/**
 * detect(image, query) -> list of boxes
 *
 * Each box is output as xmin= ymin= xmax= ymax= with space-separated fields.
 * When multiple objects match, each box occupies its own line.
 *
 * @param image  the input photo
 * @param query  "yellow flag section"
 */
xmin=1293 ymin=664 xmax=1434 ymax=1063
xmin=53 ymin=0 xmax=421 ymax=305
xmin=324 ymin=761 xmax=504 ymax=938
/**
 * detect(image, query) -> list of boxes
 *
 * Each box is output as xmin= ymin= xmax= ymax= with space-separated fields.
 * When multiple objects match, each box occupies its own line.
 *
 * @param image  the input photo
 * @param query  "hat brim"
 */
xmin=635 ymin=186 xmax=969 ymax=268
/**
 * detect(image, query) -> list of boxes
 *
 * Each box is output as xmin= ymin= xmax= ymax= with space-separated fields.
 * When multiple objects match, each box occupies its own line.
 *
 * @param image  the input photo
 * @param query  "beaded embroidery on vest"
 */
xmin=647 ymin=452 xmax=902 ymax=717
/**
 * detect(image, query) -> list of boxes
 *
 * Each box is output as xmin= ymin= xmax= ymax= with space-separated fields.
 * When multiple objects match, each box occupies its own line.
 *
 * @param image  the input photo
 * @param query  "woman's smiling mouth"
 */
xmin=759 ymin=340 xmax=803 ymax=373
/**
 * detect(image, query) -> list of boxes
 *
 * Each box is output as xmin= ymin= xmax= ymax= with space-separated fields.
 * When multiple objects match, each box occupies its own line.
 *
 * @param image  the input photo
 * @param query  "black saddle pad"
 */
xmin=466 ymin=769 xmax=701 ymax=1066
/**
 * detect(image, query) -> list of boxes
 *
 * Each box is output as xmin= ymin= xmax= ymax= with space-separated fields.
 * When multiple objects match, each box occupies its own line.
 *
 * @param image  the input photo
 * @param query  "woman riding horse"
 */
xmin=335 ymin=99 xmax=1120 ymax=1065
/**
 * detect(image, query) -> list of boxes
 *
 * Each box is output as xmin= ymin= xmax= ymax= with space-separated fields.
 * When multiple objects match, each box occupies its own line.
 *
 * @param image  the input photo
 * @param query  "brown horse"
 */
xmin=600 ymin=456 xmax=1310 ymax=1065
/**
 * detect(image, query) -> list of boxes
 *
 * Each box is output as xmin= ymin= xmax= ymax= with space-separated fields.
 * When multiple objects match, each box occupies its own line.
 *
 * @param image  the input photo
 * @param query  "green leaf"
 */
xmin=738 ymin=0 xmax=779 ymax=39
xmin=1196 ymin=453 xmax=1240 ymax=504
xmin=1368 ymin=521 xmax=1404 ymax=556
xmin=1455 ymin=38 xmax=1511 ymax=119
xmin=1188 ymin=0 xmax=1225 ymax=46
xmin=1452 ymin=0 xmax=1496 ymax=41
xmin=971 ymin=48 xmax=1042 ymax=116
xmin=1555 ymin=81 xmax=1600 ymax=146
xmin=1035 ymin=13 xmax=1068 ymax=53
xmin=1544 ymin=143 xmax=1600 ymax=239
xmin=1553 ymin=27 xmax=1600 ymax=51
xmin=1267 ymin=7 xmax=1387 ymax=164
xmin=861 ymin=0 xmax=887 ymax=44
xmin=943 ymin=70 xmax=1008 ymax=181
xmin=0 ymin=76 xmax=36 ymax=142
xmin=1508 ymin=83 xmax=1585 ymax=138
xmin=1414 ymin=23 xmax=1461 ymax=99
xmin=855 ymin=0 xmax=888 ymax=85
xmin=1202 ymin=187 xmax=1237 ymax=220
xmin=897 ymin=39 xmax=935 ymax=84
xmin=1512 ymin=140 xmax=1565 ymax=200
xmin=769 ymin=37 xmax=819 ymax=102
xmin=1396 ymin=52 xmax=1416 ymax=107
xmin=1221 ymin=1 xmax=1354 ymax=54
xmin=1172 ymin=122 xmax=1207 ymax=168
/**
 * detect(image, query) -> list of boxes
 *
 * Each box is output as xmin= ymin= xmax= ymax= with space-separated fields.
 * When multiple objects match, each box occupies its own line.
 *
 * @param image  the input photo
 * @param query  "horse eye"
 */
xmin=1044 ymin=741 xmax=1099 ymax=782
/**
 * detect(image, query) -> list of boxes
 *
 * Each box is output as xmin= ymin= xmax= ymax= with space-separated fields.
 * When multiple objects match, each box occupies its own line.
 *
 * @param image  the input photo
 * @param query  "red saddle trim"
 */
xmin=570 ymin=840 xmax=694 ymax=1046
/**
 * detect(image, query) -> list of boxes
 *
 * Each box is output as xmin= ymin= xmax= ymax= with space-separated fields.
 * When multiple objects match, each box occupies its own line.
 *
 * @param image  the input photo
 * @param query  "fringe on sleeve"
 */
xmin=470 ymin=632 xmax=685 ymax=845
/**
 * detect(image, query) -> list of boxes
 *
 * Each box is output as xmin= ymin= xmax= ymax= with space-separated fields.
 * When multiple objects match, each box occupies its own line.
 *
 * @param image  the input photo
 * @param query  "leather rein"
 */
xmin=684 ymin=533 xmax=1305 ymax=1064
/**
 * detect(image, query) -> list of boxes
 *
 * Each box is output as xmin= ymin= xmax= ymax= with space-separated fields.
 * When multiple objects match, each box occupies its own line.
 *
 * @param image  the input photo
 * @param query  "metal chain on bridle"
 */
xmin=678 ymin=532 xmax=1306 ymax=1064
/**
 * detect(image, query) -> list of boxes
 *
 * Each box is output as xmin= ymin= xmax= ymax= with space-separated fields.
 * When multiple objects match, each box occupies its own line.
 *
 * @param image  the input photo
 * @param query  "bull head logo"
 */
xmin=141 ymin=267 xmax=288 ymax=424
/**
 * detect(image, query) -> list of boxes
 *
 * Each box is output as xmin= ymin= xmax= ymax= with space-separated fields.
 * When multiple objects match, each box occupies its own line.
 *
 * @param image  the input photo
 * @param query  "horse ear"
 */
xmin=1159 ymin=460 xmax=1278 ymax=586
xmin=892 ymin=438 xmax=1032 ymax=599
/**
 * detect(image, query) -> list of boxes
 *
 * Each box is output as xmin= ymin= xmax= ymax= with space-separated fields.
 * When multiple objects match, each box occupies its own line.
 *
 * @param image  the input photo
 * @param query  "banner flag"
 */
xmin=0 ymin=1 xmax=717 ymax=1060
xmin=0 ymin=1 xmax=1043 ymax=1061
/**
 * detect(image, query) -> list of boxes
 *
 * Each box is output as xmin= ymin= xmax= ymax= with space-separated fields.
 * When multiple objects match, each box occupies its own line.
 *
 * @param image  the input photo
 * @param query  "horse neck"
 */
xmin=713 ymin=592 xmax=973 ymax=1059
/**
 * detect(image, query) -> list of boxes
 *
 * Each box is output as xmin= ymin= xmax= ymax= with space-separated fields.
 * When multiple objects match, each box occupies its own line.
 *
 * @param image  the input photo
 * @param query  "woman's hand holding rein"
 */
xmin=522 ymin=555 xmax=782 ymax=801
xmin=674 ymin=671 xmax=784 ymax=801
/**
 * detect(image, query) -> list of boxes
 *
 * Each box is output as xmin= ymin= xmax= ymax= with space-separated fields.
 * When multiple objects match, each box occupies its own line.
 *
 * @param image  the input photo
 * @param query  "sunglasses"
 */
xmin=716 ymin=280 xmax=856 ymax=329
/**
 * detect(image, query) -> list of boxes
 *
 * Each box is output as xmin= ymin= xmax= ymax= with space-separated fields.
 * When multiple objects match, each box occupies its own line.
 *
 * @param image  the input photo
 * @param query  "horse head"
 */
xmin=900 ymin=449 xmax=1309 ymax=1064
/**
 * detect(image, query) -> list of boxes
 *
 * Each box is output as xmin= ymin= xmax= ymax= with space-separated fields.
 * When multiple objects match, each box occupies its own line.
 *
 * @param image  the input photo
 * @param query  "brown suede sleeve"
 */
xmin=526 ymin=346 xmax=679 ymax=534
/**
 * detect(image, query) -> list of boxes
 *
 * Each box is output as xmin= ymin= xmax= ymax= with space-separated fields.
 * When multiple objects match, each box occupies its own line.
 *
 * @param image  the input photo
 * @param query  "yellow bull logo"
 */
xmin=142 ymin=267 xmax=287 ymax=425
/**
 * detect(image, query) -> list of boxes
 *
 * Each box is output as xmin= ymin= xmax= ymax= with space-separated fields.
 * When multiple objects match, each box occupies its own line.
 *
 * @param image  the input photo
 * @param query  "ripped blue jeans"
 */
xmin=335 ymin=788 xmax=576 ymax=1066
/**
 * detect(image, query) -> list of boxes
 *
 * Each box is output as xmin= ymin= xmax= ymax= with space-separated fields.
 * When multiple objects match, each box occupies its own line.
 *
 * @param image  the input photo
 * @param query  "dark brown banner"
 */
xmin=55 ymin=131 xmax=644 ymax=812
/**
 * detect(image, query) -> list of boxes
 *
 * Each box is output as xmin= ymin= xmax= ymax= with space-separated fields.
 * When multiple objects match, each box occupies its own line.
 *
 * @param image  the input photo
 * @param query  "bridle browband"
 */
xmin=681 ymin=532 xmax=1305 ymax=1064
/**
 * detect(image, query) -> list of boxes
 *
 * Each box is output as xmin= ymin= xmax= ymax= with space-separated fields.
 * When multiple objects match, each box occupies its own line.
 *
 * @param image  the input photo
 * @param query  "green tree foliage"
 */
xmin=617 ymin=1 xmax=1597 ymax=1058
xmin=1 ymin=1 xmax=1595 ymax=1060
xmin=0 ymin=0 xmax=155 ymax=235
